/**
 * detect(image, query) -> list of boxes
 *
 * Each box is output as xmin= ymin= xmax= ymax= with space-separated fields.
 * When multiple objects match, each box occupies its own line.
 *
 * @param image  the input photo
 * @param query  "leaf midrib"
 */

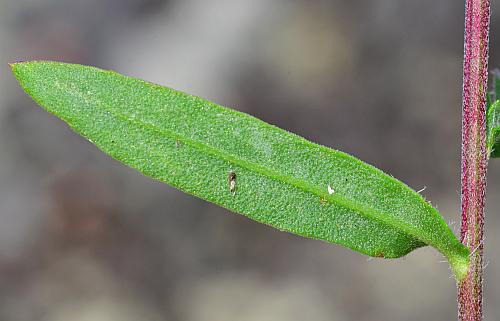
xmin=48 ymin=80 xmax=433 ymax=250
xmin=40 ymin=76 xmax=439 ymax=248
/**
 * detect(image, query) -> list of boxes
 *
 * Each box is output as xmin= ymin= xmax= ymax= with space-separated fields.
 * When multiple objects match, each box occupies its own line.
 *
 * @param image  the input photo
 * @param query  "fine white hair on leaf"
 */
xmin=417 ymin=186 xmax=427 ymax=194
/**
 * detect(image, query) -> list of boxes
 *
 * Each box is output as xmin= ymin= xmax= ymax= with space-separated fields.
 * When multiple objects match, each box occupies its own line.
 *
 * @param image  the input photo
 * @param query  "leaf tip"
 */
xmin=9 ymin=60 xmax=29 ymax=68
xmin=9 ymin=61 xmax=20 ymax=73
xmin=9 ymin=60 xmax=32 ymax=80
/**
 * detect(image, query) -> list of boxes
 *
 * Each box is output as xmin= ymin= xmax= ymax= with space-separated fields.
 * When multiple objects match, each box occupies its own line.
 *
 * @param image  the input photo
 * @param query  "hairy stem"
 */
xmin=458 ymin=0 xmax=490 ymax=320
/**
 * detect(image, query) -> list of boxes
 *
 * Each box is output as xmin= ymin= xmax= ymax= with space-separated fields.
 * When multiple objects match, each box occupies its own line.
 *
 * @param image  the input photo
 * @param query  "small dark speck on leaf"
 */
xmin=228 ymin=171 xmax=237 ymax=195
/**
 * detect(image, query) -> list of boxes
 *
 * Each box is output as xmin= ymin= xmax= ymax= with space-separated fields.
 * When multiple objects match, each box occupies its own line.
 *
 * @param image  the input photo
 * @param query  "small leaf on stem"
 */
xmin=487 ymin=71 xmax=500 ymax=158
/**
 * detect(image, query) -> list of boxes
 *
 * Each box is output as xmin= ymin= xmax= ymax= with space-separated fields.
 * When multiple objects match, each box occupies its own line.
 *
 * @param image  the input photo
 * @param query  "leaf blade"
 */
xmin=11 ymin=61 xmax=469 ymax=278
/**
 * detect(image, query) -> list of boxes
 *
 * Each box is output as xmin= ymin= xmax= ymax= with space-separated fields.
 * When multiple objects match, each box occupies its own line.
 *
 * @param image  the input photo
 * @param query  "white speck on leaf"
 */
xmin=328 ymin=185 xmax=335 ymax=195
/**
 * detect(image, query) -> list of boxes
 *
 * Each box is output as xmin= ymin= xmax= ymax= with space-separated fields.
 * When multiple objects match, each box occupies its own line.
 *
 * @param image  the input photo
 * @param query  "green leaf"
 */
xmin=493 ymin=69 xmax=500 ymax=102
xmin=11 ymin=61 xmax=469 ymax=280
xmin=488 ymin=70 xmax=500 ymax=158
xmin=487 ymin=100 xmax=500 ymax=158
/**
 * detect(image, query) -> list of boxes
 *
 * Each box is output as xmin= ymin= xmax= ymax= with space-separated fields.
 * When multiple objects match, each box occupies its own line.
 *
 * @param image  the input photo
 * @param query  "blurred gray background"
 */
xmin=1 ymin=0 xmax=500 ymax=320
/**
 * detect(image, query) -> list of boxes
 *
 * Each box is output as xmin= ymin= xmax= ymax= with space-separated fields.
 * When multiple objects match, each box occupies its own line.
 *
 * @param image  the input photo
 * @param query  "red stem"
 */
xmin=458 ymin=0 xmax=490 ymax=320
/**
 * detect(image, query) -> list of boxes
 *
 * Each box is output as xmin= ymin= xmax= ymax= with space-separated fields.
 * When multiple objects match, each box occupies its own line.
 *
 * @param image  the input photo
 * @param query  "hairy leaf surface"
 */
xmin=11 ymin=61 xmax=469 ymax=279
